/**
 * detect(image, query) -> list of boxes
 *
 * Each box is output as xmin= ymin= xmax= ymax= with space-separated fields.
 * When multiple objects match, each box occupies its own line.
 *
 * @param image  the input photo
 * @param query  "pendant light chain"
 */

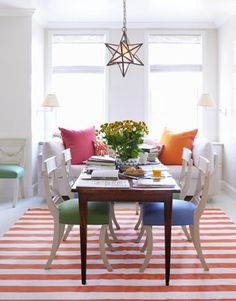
xmin=122 ymin=0 xmax=127 ymax=32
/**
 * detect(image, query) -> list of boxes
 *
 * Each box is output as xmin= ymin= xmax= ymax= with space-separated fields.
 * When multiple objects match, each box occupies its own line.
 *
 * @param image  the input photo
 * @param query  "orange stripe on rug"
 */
xmin=0 ymin=207 xmax=236 ymax=300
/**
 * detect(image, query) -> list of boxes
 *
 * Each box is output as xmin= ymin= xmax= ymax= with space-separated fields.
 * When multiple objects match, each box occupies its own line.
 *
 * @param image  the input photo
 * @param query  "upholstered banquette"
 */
xmin=38 ymin=131 xmax=218 ymax=197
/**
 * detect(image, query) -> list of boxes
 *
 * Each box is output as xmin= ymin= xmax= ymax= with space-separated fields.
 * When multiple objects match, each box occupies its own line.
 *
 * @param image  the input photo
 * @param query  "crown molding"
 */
xmin=45 ymin=21 xmax=217 ymax=29
xmin=0 ymin=8 xmax=35 ymax=17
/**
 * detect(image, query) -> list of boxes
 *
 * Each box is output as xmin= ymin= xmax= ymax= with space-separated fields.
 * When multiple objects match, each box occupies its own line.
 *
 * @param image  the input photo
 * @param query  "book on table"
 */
xmin=86 ymin=164 xmax=117 ymax=171
xmin=133 ymin=177 xmax=176 ymax=188
xmin=85 ymin=155 xmax=116 ymax=168
xmin=86 ymin=155 xmax=116 ymax=163
xmin=91 ymin=169 xmax=119 ymax=180
xmin=139 ymin=144 xmax=160 ymax=162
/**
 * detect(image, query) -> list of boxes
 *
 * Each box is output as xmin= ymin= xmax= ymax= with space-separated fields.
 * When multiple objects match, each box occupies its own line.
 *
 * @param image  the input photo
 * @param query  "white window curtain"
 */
xmin=148 ymin=33 xmax=202 ymax=138
xmin=48 ymin=33 xmax=107 ymax=133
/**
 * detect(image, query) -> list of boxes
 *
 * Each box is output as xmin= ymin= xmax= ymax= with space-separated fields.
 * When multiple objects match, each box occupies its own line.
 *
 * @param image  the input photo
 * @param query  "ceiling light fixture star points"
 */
xmin=105 ymin=0 xmax=144 ymax=77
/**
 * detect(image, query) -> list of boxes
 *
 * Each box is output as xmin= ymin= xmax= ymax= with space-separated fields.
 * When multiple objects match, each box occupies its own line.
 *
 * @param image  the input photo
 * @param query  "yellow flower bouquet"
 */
xmin=96 ymin=120 xmax=149 ymax=162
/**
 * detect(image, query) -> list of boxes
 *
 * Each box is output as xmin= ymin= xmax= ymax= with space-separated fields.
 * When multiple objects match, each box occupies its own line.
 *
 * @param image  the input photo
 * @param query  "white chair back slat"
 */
xmin=0 ymin=138 xmax=26 ymax=166
xmin=61 ymin=148 xmax=74 ymax=199
xmin=44 ymin=157 xmax=64 ymax=217
xmin=179 ymin=147 xmax=193 ymax=199
xmin=191 ymin=156 xmax=210 ymax=217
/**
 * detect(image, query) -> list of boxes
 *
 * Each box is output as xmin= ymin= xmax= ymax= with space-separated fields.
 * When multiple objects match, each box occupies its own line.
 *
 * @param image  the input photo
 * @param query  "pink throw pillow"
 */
xmin=59 ymin=126 xmax=96 ymax=164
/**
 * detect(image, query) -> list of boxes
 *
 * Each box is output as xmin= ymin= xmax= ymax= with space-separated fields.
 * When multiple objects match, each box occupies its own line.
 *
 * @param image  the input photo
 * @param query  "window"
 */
xmin=148 ymin=33 xmax=202 ymax=137
xmin=49 ymin=33 xmax=107 ymax=130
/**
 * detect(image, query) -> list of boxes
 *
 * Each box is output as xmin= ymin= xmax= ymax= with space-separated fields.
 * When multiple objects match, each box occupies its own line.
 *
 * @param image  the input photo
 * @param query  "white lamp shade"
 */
xmin=42 ymin=94 xmax=60 ymax=107
xmin=197 ymin=93 xmax=216 ymax=107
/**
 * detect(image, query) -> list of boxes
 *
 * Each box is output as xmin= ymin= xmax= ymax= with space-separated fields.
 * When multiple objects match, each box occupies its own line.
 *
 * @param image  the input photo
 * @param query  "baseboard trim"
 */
xmin=221 ymin=180 xmax=236 ymax=199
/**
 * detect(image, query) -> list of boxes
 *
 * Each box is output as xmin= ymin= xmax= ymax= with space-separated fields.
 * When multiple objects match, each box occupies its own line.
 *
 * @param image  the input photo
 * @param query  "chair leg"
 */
xmin=12 ymin=178 xmax=19 ymax=208
xmin=19 ymin=176 xmax=24 ymax=199
xmin=182 ymin=225 xmax=192 ymax=241
xmin=136 ymin=223 xmax=145 ymax=243
xmin=109 ymin=222 xmax=119 ymax=242
xmin=63 ymin=224 xmax=74 ymax=241
xmin=110 ymin=202 xmax=120 ymax=230
xmin=45 ymin=222 xmax=65 ymax=269
xmin=189 ymin=223 xmax=209 ymax=271
xmin=135 ymin=202 xmax=139 ymax=215
xmin=140 ymin=226 xmax=153 ymax=272
xmin=109 ymin=203 xmax=119 ymax=242
xmin=105 ymin=229 xmax=115 ymax=252
xmin=141 ymin=235 xmax=148 ymax=253
xmin=134 ymin=203 xmax=143 ymax=230
xmin=99 ymin=225 xmax=112 ymax=272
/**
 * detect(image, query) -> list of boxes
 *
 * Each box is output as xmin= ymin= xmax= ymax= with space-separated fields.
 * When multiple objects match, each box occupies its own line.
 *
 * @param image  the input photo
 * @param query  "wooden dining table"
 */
xmin=72 ymin=174 xmax=180 ymax=285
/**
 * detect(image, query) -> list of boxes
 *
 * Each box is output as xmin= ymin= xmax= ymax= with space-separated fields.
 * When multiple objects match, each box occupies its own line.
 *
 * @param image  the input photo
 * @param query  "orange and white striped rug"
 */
xmin=0 ymin=207 xmax=236 ymax=300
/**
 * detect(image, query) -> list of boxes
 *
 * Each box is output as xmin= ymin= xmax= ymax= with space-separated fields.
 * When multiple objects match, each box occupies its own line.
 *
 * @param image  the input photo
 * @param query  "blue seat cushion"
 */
xmin=58 ymin=199 xmax=110 ymax=225
xmin=143 ymin=199 xmax=197 ymax=226
xmin=0 ymin=165 xmax=24 ymax=179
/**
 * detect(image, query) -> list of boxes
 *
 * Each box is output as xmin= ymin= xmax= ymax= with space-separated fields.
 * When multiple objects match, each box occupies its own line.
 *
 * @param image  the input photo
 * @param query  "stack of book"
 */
xmin=91 ymin=169 xmax=119 ymax=180
xmin=85 ymin=155 xmax=116 ymax=171
xmin=139 ymin=144 xmax=160 ymax=162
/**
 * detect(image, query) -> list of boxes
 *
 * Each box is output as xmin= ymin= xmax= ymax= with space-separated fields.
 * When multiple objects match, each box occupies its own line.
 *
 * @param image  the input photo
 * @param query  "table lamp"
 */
xmin=42 ymin=94 xmax=60 ymax=141
xmin=197 ymin=93 xmax=216 ymax=140
xmin=197 ymin=93 xmax=216 ymax=107
xmin=42 ymin=94 xmax=59 ymax=108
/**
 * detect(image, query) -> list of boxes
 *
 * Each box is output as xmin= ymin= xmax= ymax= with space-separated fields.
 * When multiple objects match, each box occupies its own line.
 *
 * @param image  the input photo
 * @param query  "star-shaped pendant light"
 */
xmin=105 ymin=0 xmax=144 ymax=77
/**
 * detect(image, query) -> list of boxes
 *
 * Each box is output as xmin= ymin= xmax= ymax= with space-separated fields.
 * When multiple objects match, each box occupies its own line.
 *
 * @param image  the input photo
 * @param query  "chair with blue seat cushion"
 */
xmin=43 ymin=155 xmax=113 ymax=271
xmin=0 ymin=138 xmax=26 ymax=207
xmin=140 ymin=155 xmax=210 ymax=272
xmin=136 ymin=147 xmax=193 ymax=243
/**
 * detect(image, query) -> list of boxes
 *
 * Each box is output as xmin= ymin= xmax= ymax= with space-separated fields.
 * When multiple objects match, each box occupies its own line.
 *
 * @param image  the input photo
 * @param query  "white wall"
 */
xmin=218 ymin=14 xmax=236 ymax=196
xmin=0 ymin=15 xmax=32 ymax=198
xmin=0 ymin=14 xmax=44 ymax=199
xmin=31 ymin=19 xmax=44 ymax=195
xmin=108 ymin=29 xmax=146 ymax=122
xmin=201 ymin=29 xmax=218 ymax=141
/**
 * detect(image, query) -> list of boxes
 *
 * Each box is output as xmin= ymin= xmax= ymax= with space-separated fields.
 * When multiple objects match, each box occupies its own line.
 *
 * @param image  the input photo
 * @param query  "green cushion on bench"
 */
xmin=0 ymin=165 xmax=24 ymax=179
xmin=58 ymin=199 xmax=110 ymax=225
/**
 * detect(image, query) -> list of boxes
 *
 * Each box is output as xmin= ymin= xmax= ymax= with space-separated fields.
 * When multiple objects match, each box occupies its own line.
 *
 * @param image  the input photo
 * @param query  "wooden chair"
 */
xmin=61 ymin=148 xmax=120 ymax=242
xmin=43 ymin=155 xmax=113 ymax=271
xmin=177 ymin=147 xmax=193 ymax=200
xmin=140 ymin=155 xmax=210 ymax=272
xmin=136 ymin=147 xmax=193 ymax=242
xmin=0 ymin=139 xmax=26 ymax=207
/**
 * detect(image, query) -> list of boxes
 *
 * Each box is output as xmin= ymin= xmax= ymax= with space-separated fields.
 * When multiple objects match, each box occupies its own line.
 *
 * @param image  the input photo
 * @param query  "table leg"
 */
xmin=164 ymin=196 xmax=172 ymax=286
xmin=79 ymin=194 xmax=87 ymax=285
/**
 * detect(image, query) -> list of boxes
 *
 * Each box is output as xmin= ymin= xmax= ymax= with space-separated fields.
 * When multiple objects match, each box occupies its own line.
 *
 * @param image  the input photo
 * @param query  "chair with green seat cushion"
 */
xmin=43 ymin=156 xmax=112 ymax=271
xmin=60 ymin=148 xmax=119 ymax=242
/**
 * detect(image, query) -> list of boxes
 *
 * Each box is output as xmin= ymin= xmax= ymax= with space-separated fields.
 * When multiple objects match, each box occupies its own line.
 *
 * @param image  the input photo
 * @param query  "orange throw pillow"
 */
xmin=158 ymin=128 xmax=198 ymax=165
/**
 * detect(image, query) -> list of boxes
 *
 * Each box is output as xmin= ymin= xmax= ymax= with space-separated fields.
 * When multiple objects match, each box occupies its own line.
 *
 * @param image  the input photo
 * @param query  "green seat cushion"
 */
xmin=58 ymin=199 xmax=110 ymax=225
xmin=0 ymin=165 xmax=24 ymax=178
xmin=172 ymin=192 xmax=180 ymax=199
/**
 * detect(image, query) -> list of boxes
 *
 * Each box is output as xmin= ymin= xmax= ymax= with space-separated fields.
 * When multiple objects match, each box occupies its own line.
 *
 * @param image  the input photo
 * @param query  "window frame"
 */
xmin=45 ymin=29 xmax=110 ymax=127
xmin=144 ymin=29 xmax=206 ymax=137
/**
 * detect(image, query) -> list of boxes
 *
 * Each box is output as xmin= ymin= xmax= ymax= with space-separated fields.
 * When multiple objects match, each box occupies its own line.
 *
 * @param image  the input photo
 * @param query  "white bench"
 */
xmin=0 ymin=139 xmax=26 ymax=207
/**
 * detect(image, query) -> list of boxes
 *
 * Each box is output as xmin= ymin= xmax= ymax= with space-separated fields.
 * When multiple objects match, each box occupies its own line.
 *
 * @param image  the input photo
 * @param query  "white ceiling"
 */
xmin=0 ymin=0 xmax=236 ymax=28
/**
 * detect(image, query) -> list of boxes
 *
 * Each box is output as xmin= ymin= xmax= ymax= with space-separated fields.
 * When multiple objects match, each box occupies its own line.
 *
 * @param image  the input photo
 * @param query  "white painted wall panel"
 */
xmin=218 ymin=14 xmax=236 ymax=192
xmin=0 ymin=16 xmax=32 ymax=198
